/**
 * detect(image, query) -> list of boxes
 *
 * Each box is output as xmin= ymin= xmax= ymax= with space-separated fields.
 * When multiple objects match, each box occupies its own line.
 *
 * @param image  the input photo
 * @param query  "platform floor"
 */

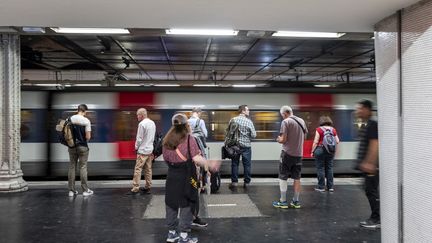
xmin=0 ymin=180 xmax=380 ymax=243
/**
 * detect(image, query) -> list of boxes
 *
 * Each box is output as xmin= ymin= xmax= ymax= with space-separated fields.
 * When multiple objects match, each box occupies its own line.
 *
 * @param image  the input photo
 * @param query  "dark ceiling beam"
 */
xmin=159 ymin=37 xmax=177 ymax=81
xmin=220 ymin=39 xmax=260 ymax=81
xmin=301 ymin=49 xmax=374 ymax=77
xmin=316 ymin=61 xmax=375 ymax=82
xmin=21 ymin=57 xmax=59 ymax=70
xmin=46 ymin=35 xmax=117 ymax=73
xmin=267 ymin=41 xmax=350 ymax=81
xmin=97 ymin=36 xmax=112 ymax=52
xmin=244 ymin=40 xmax=305 ymax=80
xmin=198 ymin=38 xmax=212 ymax=80
xmin=110 ymin=37 xmax=153 ymax=80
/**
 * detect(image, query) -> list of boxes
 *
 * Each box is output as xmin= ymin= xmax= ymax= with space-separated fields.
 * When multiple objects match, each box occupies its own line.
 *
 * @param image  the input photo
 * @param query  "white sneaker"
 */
xmin=83 ymin=189 xmax=94 ymax=196
xmin=68 ymin=190 xmax=78 ymax=197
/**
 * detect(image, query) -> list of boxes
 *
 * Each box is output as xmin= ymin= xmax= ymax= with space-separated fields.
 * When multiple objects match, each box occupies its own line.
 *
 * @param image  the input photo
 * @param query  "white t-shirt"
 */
xmin=135 ymin=118 xmax=156 ymax=155
xmin=70 ymin=114 xmax=91 ymax=132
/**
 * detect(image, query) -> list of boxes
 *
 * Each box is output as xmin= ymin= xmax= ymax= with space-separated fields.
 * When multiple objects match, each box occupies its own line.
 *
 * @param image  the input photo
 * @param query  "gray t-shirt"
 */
xmin=280 ymin=116 xmax=307 ymax=157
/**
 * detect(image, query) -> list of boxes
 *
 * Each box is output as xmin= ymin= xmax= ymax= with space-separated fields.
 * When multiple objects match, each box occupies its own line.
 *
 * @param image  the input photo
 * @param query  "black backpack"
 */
xmin=152 ymin=131 xmax=163 ymax=160
xmin=222 ymin=120 xmax=241 ymax=159
xmin=320 ymin=127 xmax=337 ymax=154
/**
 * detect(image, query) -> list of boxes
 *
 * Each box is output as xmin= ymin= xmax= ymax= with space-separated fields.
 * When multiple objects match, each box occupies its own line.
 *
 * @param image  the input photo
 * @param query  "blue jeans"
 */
xmin=313 ymin=146 xmax=334 ymax=189
xmin=231 ymin=147 xmax=252 ymax=184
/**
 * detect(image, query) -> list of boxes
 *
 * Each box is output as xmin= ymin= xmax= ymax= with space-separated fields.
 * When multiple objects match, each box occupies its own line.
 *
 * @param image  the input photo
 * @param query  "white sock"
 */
xmin=180 ymin=232 xmax=188 ymax=239
xmin=279 ymin=179 xmax=288 ymax=202
xmin=169 ymin=230 xmax=176 ymax=234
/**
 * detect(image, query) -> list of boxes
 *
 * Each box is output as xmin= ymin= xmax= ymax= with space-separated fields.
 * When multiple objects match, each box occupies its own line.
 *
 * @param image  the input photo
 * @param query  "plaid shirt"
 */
xmin=230 ymin=114 xmax=256 ymax=147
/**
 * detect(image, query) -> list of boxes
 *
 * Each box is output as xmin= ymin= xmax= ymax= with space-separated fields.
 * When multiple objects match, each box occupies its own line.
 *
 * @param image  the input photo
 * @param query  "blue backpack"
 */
xmin=320 ymin=127 xmax=337 ymax=154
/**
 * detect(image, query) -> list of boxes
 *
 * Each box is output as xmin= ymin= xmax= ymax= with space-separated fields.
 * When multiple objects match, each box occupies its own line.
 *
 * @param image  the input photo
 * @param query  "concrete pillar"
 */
xmin=0 ymin=34 xmax=28 ymax=192
xmin=375 ymin=0 xmax=432 ymax=241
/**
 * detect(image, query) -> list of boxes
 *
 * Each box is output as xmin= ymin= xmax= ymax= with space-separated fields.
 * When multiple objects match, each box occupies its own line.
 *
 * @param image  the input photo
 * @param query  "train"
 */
xmin=21 ymin=89 xmax=376 ymax=178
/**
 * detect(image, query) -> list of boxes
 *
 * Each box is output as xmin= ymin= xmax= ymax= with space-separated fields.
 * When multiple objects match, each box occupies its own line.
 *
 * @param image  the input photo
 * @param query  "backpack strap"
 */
xmin=320 ymin=126 xmax=333 ymax=134
xmin=195 ymin=118 xmax=201 ymax=129
xmin=289 ymin=117 xmax=306 ymax=134
xmin=175 ymin=135 xmax=192 ymax=162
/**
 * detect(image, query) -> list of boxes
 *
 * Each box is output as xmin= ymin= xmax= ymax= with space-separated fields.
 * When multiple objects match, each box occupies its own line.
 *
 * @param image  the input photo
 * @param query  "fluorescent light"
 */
xmin=154 ymin=84 xmax=180 ymax=87
xmin=166 ymin=29 xmax=238 ymax=36
xmin=232 ymin=84 xmax=256 ymax=88
xmin=22 ymin=27 xmax=45 ymax=33
xmin=115 ymin=84 xmax=141 ymax=87
xmin=314 ymin=84 xmax=331 ymax=88
xmin=193 ymin=84 xmax=219 ymax=87
xmin=272 ymin=31 xmax=345 ymax=38
xmin=51 ymin=27 xmax=129 ymax=34
xmin=74 ymin=84 xmax=102 ymax=87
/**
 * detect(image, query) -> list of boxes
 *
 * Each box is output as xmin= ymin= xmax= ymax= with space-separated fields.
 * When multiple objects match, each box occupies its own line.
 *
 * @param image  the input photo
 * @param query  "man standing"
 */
xmin=228 ymin=105 xmax=256 ymax=188
xmin=356 ymin=99 xmax=380 ymax=228
xmin=130 ymin=108 xmax=156 ymax=195
xmin=272 ymin=106 xmax=307 ymax=209
xmin=68 ymin=104 xmax=93 ymax=197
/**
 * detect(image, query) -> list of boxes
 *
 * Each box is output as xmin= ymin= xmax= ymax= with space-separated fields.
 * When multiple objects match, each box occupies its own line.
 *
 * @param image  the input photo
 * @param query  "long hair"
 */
xmin=163 ymin=124 xmax=191 ymax=150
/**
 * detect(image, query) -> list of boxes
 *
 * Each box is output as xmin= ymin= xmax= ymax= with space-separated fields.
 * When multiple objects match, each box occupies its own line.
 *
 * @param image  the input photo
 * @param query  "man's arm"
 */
xmin=135 ymin=123 xmax=144 ymax=150
xmin=250 ymin=120 xmax=257 ymax=138
xmin=200 ymin=120 xmax=208 ymax=137
xmin=85 ymin=120 xmax=91 ymax=141
xmin=277 ymin=121 xmax=287 ymax=144
xmin=359 ymin=139 xmax=379 ymax=174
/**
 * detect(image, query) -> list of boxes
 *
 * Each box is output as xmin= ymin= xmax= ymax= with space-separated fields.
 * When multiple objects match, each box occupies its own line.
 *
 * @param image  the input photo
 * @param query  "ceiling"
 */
xmin=0 ymin=0 xmax=419 ymax=32
xmin=20 ymin=33 xmax=376 ymax=86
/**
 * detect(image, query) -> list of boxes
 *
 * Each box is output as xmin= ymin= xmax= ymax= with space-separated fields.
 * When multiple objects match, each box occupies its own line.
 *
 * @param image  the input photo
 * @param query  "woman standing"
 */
xmin=163 ymin=113 xmax=220 ymax=243
xmin=311 ymin=116 xmax=340 ymax=192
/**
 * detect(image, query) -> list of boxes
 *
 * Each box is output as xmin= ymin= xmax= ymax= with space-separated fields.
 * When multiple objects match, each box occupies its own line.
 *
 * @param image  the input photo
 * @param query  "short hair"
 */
xmin=357 ymin=99 xmax=374 ymax=110
xmin=238 ymin=105 xmax=248 ymax=113
xmin=137 ymin=108 xmax=147 ymax=116
xmin=77 ymin=104 xmax=88 ymax=112
xmin=280 ymin=106 xmax=293 ymax=115
xmin=319 ymin=116 xmax=333 ymax=126
xmin=192 ymin=107 xmax=202 ymax=113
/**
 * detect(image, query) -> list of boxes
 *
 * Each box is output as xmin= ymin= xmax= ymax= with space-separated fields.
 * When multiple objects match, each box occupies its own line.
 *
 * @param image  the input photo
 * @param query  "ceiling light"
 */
xmin=232 ymin=84 xmax=256 ymax=88
xmin=154 ymin=84 xmax=180 ymax=87
xmin=272 ymin=31 xmax=345 ymax=38
xmin=50 ymin=27 xmax=130 ymax=34
xmin=193 ymin=84 xmax=219 ymax=87
xmin=74 ymin=84 xmax=102 ymax=87
xmin=314 ymin=84 xmax=331 ymax=88
xmin=115 ymin=84 xmax=141 ymax=87
xmin=166 ymin=29 xmax=238 ymax=36
xmin=22 ymin=27 xmax=45 ymax=33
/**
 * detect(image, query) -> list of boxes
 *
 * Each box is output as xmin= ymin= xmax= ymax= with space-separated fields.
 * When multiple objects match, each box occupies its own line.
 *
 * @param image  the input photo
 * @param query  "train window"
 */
xmin=21 ymin=110 xmax=33 ymax=141
xmin=176 ymin=110 xmax=209 ymax=129
xmin=351 ymin=111 xmax=377 ymax=139
xmin=209 ymin=111 xmax=238 ymax=141
xmin=250 ymin=111 xmax=280 ymax=140
xmin=296 ymin=111 xmax=337 ymax=140
xmin=114 ymin=110 xmax=162 ymax=141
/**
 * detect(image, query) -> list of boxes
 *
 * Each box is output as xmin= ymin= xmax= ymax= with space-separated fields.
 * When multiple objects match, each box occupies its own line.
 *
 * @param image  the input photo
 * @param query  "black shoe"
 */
xmin=360 ymin=219 xmax=381 ymax=229
xmin=191 ymin=217 xmax=208 ymax=227
xmin=126 ymin=190 xmax=140 ymax=196
xmin=140 ymin=188 xmax=151 ymax=194
xmin=228 ymin=182 xmax=238 ymax=189
xmin=243 ymin=183 xmax=249 ymax=188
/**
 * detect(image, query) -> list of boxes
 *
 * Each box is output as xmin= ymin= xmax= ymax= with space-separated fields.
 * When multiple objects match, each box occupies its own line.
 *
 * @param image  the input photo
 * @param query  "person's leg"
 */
xmin=67 ymin=148 xmax=78 ymax=191
xmin=132 ymin=154 xmax=146 ymax=192
xmin=77 ymin=146 xmax=90 ymax=192
xmin=273 ymin=151 xmax=289 ymax=208
xmin=242 ymin=147 xmax=252 ymax=184
xmin=178 ymin=206 xmax=194 ymax=233
xmin=230 ymin=156 xmax=240 ymax=184
xmin=365 ymin=174 xmax=380 ymax=221
xmin=166 ymin=205 xmax=179 ymax=230
xmin=290 ymin=156 xmax=302 ymax=208
xmin=325 ymin=155 xmax=334 ymax=190
xmin=142 ymin=155 xmax=152 ymax=190
xmin=314 ymin=149 xmax=325 ymax=190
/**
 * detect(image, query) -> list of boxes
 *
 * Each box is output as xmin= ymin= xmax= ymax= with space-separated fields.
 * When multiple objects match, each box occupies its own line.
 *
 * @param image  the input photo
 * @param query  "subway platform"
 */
xmin=0 ymin=178 xmax=380 ymax=243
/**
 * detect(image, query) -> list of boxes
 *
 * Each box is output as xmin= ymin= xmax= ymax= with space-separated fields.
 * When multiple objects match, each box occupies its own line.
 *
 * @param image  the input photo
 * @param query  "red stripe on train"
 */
xmin=298 ymin=93 xmax=333 ymax=158
xmin=117 ymin=92 xmax=156 ymax=160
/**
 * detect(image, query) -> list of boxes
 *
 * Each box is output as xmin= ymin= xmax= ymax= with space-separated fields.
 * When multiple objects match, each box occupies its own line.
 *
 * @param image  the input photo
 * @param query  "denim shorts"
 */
xmin=279 ymin=151 xmax=302 ymax=180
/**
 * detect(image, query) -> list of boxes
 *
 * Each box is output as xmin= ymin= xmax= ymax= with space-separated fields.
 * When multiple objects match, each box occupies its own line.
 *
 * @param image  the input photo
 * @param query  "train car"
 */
xmin=20 ymin=90 xmax=376 ymax=178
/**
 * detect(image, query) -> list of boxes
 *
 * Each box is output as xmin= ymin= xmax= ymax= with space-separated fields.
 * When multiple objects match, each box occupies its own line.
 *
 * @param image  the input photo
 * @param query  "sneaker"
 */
xmin=140 ymin=188 xmax=151 ymax=194
xmin=360 ymin=219 xmax=381 ymax=229
xmin=328 ymin=188 xmax=335 ymax=192
xmin=83 ymin=189 xmax=94 ymax=196
xmin=289 ymin=200 xmax=301 ymax=209
xmin=272 ymin=200 xmax=289 ymax=209
xmin=228 ymin=182 xmax=238 ymax=189
xmin=178 ymin=235 xmax=198 ymax=243
xmin=192 ymin=217 xmax=208 ymax=227
xmin=166 ymin=230 xmax=179 ymax=243
xmin=314 ymin=188 xmax=325 ymax=192
xmin=68 ymin=190 xmax=78 ymax=197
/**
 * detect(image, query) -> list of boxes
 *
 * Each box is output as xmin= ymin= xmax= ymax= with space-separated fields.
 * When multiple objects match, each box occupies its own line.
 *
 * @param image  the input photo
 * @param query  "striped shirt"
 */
xmin=356 ymin=119 xmax=378 ymax=168
xmin=229 ymin=114 xmax=256 ymax=147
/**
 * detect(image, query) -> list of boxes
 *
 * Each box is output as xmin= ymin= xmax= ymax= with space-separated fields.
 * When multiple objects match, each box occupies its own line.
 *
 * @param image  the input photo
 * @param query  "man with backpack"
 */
xmin=129 ymin=108 xmax=156 ymax=195
xmin=67 ymin=104 xmax=93 ymax=197
xmin=273 ymin=106 xmax=307 ymax=209
xmin=310 ymin=116 xmax=340 ymax=192
xmin=227 ymin=105 xmax=256 ymax=189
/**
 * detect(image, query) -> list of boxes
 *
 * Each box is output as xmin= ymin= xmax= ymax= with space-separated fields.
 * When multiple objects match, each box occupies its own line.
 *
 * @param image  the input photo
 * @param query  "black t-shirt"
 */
xmin=356 ymin=119 xmax=378 ymax=169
